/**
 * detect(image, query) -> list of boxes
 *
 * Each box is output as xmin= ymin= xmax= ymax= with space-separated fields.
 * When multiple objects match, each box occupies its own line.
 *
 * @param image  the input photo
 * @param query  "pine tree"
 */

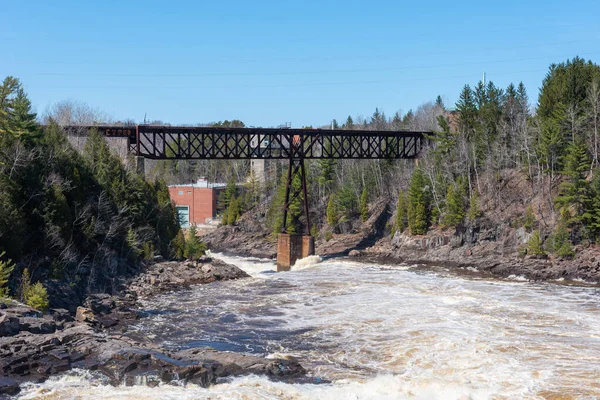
xmin=467 ymin=192 xmax=483 ymax=221
xmin=172 ymin=230 xmax=186 ymax=260
xmin=8 ymin=87 xmax=40 ymax=144
xmin=550 ymin=213 xmax=575 ymax=258
xmin=126 ymin=228 xmax=140 ymax=261
xmin=24 ymin=282 xmax=49 ymax=311
xmin=527 ymin=230 xmax=546 ymax=257
xmin=226 ymin=196 xmax=241 ymax=225
xmin=360 ymin=187 xmax=369 ymax=222
xmin=318 ymin=139 xmax=336 ymax=189
xmin=556 ymin=140 xmax=593 ymax=232
xmin=337 ymin=185 xmax=357 ymax=223
xmin=396 ymin=191 xmax=408 ymax=233
xmin=407 ymin=169 xmax=430 ymax=235
xmin=20 ymin=268 xmax=31 ymax=303
xmin=344 ymin=116 xmax=354 ymax=129
xmin=0 ymin=76 xmax=20 ymax=134
xmin=184 ymin=225 xmax=207 ymax=261
xmin=0 ymin=251 xmax=15 ymax=298
xmin=443 ymin=178 xmax=467 ymax=227
xmin=326 ymin=194 xmax=339 ymax=227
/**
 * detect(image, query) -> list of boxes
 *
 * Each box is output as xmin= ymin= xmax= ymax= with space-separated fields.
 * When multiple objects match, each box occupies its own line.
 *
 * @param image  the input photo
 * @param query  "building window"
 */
xmin=178 ymin=190 xmax=184 ymax=195
xmin=176 ymin=205 xmax=190 ymax=228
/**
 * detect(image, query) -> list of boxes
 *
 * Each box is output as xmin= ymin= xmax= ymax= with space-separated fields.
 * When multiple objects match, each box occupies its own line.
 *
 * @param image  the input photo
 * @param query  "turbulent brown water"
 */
xmin=18 ymin=254 xmax=600 ymax=399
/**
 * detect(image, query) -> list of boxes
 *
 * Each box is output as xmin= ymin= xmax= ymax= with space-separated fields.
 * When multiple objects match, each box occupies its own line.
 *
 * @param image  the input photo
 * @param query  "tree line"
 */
xmin=0 ymin=77 xmax=182 ymax=309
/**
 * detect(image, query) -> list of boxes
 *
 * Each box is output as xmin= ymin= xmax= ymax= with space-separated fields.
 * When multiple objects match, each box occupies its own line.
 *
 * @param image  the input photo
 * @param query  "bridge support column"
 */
xmin=276 ymin=154 xmax=315 ymax=271
xmin=276 ymin=234 xmax=315 ymax=271
xmin=135 ymin=156 xmax=145 ymax=176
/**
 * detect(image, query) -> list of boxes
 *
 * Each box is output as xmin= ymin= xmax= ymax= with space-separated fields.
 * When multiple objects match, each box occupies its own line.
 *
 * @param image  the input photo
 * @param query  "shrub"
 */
xmin=527 ymin=231 xmax=546 ymax=257
xmin=24 ymin=282 xmax=49 ymax=311
xmin=142 ymin=242 xmax=155 ymax=264
xmin=20 ymin=268 xmax=31 ymax=302
xmin=523 ymin=206 xmax=536 ymax=231
xmin=325 ymin=230 xmax=333 ymax=242
xmin=184 ymin=225 xmax=207 ymax=261
xmin=172 ymin=230 xmax=186 ymax=260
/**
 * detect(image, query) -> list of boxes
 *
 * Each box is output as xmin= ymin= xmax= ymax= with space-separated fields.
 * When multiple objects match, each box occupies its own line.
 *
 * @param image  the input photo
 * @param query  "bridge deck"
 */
xmin=62 ymin=125 xmax=428 ymax=160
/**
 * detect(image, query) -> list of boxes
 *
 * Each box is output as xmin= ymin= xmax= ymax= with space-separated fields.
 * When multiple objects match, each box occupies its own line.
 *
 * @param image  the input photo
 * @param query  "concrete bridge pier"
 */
xmin=276 ymin=234 xmax=315 ymax=271
xmin=135 ymin=156 xmax=145 ymax=176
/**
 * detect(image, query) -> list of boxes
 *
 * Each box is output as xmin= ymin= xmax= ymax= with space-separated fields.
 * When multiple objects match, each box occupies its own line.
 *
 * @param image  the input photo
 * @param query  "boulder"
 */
xmin=75 ymin=307 xmax=95 ymax=323
xmin=349 ymin=250 xmax=361 ymax=257
xmin=0 ymin=377 xmax=19 ymax=395
xmin=19 ymin=317 xmax=57 ymax=334
xmin=0 ymin=314 xmax=20 ymax=337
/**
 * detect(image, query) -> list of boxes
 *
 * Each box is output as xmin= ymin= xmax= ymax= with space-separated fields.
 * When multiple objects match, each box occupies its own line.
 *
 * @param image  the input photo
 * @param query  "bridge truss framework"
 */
xmin=63 ymin=125 xmax=429 ymax=269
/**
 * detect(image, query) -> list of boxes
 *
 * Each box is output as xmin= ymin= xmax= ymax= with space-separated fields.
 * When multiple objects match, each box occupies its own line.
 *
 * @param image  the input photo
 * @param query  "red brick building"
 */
xmin=168 ymin=179 xmax=225 ymax=227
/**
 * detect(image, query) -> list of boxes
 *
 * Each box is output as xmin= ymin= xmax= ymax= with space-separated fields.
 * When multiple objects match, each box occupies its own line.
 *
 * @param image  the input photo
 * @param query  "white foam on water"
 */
xmin=507 ymin=274 xmax=529 ymax=281
xmin=18 ymin=373 xmax=506 ymax=400
xmin=210 ymin=252 xmax=277 ymax=277
xmin=292 ymin=255 xmax=323 ymax=270
xmin=19 ymin=255 xmax=600 ymax=399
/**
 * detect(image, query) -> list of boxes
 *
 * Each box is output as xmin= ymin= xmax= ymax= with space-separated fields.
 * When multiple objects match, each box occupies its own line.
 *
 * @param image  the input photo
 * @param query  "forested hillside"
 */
xmin=201 ymin=57 xmax=600 ymax=261
xmin=2 ymin=56 xmax=599 ymax=308
xmin=0 ymin=77 xmax=180 ymax=310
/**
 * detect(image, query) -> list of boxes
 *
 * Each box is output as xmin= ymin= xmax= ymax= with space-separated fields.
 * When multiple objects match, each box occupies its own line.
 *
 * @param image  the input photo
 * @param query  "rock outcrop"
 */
xmin=0 ymin=259 xmax=305 ymax=395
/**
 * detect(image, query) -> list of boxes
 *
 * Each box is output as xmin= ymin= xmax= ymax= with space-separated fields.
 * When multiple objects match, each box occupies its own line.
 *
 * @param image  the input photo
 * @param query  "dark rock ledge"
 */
xmin=0 ymin=258 xmax=305 ymax=396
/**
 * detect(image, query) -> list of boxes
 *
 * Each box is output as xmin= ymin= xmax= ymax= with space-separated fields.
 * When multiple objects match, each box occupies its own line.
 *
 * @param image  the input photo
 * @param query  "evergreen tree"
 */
xmin=344 ymin=115 xmax=354 ymax=129
xmin=443 ymin=177 xmax=467 ymax=227
xmin=24 ymin=282 xmax=49 ymax=311
xmin=556 ymin=140 xmax=593 ymax=232
xmin=467 ymin=192 xmax=483 ymax=221
xmin=0 ymin=76 xmax=20 ymax=134
xmin=184 ymin=225 xmax=207 ymax=261
xmin=20 ymin=268 xmax=31 ymax=302
xmin=8 ymin=87 xmax=40 ymax=145
xmin=549 ymin=212 xmax=575 ymax=258
xmin=218 ymin=177 xmax=239 ymax=215
xmin=527 ymin=230 xmax=546 ymax=257
xmin=318 ymin=138 xmax=336 ymax=189
xmin=407 ymin=169 xmax=430 ymax=235
xmin=456 ymin=85 xmax=478 ymax=140
xmin=337 ymin=185 xmax=358 ymax=223
xmin=435 ymin=95 xmax=445 ymax=110
xmin=172 ymin=230 xmax=186 ymax=260
xmin=396 ymin=191 xmax=408 ymax=233
xmin=360 ymin=187 xmax=369 ymax=222
xmin=0 ymin=251 xmax=15 ymax=298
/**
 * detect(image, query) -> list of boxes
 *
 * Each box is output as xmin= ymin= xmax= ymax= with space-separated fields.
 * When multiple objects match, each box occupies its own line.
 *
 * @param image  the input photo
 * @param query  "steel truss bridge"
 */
xmin=63 ymin=125 xmax=430 ymax=268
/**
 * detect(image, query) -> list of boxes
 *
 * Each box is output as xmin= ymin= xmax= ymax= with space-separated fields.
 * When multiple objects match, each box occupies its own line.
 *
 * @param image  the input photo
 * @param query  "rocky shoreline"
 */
xmin=205 ymin=211 xmax=600 ymax=285
xmin=0 ymin=257 xmax=305 ymax=396
xmin=360 ymin=228 xmax=600 ymax=284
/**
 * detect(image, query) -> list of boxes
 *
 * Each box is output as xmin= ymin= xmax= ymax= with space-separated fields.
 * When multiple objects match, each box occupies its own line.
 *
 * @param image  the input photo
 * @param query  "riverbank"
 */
xmin=202 ymin=215 xmax=600 ymax=285
xmin=0 ymin=257 xmax=305 ymax=396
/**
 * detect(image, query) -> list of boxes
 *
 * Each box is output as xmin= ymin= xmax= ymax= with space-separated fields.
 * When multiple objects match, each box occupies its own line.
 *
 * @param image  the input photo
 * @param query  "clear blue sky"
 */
xmin=2 ymin=0 xmax=600 ymax=127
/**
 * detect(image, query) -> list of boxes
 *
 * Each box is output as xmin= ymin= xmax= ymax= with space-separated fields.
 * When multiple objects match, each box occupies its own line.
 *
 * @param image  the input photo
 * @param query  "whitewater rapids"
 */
xmin=18 ymin=253 xmax=600 ymax=399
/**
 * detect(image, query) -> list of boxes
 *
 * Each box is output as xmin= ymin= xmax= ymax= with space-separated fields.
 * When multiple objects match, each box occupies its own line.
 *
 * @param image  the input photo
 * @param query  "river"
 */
xmin=18 ymin=254 xmax=600 ymax=399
